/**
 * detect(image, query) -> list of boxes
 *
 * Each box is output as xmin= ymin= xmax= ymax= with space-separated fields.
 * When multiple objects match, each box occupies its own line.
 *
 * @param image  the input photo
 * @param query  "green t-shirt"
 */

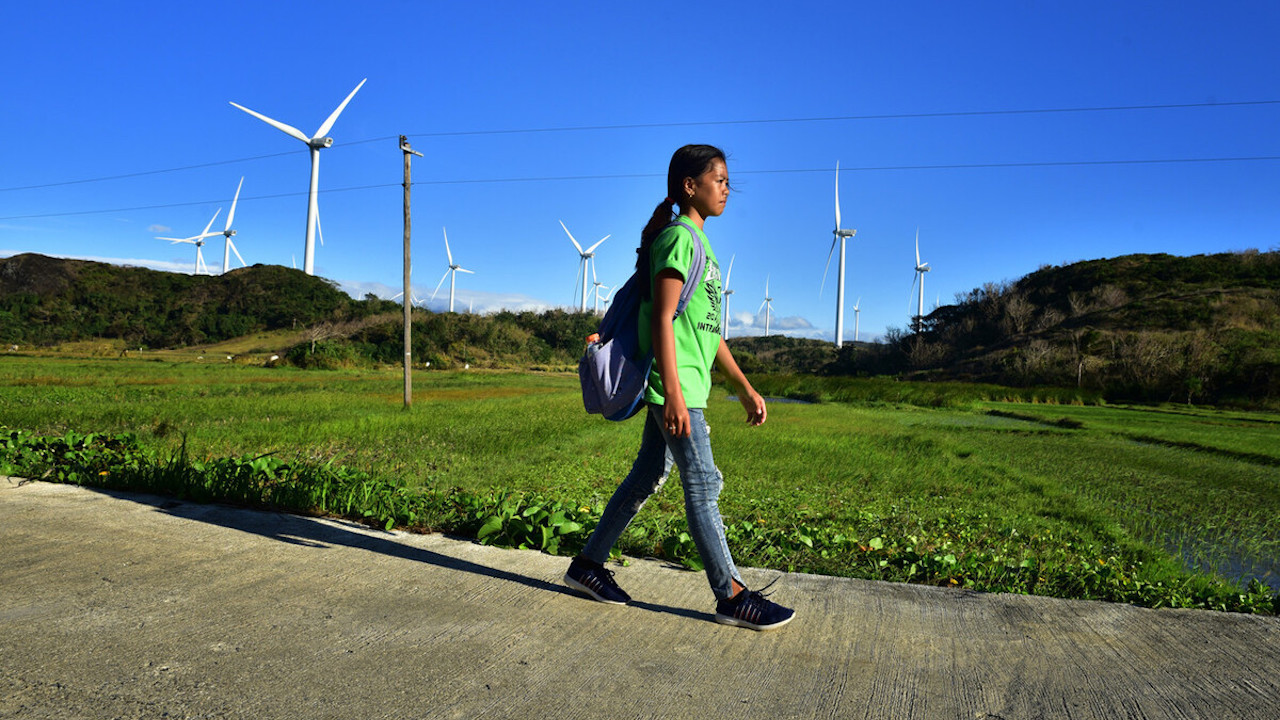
xmin=638 ymin=217 xmax=723 ymax=408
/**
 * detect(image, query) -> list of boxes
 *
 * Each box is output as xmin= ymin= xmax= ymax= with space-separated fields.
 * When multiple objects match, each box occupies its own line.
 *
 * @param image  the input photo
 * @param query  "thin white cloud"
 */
xmin=147 ymin=224 xmax=171 ymax=233
xmin=337 ymin=279 xmax=559 ymax=315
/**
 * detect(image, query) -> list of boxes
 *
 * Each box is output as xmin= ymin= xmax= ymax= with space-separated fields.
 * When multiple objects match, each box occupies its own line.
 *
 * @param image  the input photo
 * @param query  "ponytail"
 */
xmin=635 ymin=144 xmax=726 ymax=299
xmin=636 ymin=198 xmax=676 ymax=297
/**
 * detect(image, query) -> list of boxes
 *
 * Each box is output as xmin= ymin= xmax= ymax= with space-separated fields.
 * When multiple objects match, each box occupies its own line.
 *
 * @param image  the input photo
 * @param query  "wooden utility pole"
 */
xmin=400 ymin=135 xmax=423 ymax=409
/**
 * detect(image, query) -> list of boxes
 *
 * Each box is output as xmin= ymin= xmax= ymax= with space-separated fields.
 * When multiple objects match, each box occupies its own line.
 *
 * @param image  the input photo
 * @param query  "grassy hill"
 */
xmin=863 ymin=249 xmax=1280 ymax=406
xmin=0 ymin=254 xmax=382 ymax=348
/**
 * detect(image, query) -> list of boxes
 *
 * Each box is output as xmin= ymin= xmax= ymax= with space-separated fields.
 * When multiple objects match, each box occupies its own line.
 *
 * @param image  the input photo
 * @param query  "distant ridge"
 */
xmin=0 ymin=253 xmax=372 ymax=348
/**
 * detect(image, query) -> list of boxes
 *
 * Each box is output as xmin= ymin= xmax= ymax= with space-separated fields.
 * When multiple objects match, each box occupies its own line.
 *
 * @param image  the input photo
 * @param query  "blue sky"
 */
xmin=3 ymin=1 xmax=1278 ymax=342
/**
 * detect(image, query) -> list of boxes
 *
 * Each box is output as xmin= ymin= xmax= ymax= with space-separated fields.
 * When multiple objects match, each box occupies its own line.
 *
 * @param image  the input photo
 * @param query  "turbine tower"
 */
xmin=758 ymin=276 xmax=774 ymax=337
xmin=431 ymin=227 xmax=474 ymax=313
xmin=560 ymin=220 xmax=609 ymax=312
xmin=721 ymin=254 xmax=736 ymax=339
xmin=910 ymin=229 xmax=931 ymax=332
xmin=157 ymin=208 xmax=222 ymax=276
xmin=821 ymin=162 xmax=857 ymax=348
xmin=217 ymin=177 xmax=246 ymax=274
xmin=230 ymin=79 xmax=366 ymax=276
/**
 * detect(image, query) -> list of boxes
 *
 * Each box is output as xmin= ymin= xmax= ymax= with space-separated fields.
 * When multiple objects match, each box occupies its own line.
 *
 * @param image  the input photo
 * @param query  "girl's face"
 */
xmin=685 ymin=158 xmax=730 ymax=219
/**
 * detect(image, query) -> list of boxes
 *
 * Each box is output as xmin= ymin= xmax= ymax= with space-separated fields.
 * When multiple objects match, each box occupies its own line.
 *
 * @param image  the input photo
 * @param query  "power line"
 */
xmin=0 ymin=150 xmax=299 ymax=192
xmin=2 ymin=99 xmax=1277 ymax=193
xmin=4 ymin=154 xmax=1279 ymax=221
xmin=402 ymin=99 xmax=1280 ymax=138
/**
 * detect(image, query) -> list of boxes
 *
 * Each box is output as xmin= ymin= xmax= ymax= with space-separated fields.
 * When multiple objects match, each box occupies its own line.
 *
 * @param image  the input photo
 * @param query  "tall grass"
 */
xmin=744 ymin=373 xmax=1105 ymax=407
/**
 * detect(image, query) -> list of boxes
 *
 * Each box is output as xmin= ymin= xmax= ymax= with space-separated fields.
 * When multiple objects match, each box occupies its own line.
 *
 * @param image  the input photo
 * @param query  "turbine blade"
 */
xmin=573 ymin=260 xmax=583 ymax=305
xmin=156 ymin=236 xmax=185 ymax=242
xmin=591 ymin=257 xmax=597 ymax=285
xmin=819 ymin=239 xmax=836 ymax=299
xmin=915 ymin=227 xmax=921 ymax=266
xmin=315 ymin=78 xmax=367 ymax=139
xmin=758 ymin=299 xmax=767 ymax=314
xmin=229 ymin=101 xmax=310 ymax=144
xmin=200 ymin=208 xmax=223 ymax=237
xmin=724 ymin=254 xmax=735 ymax=290
xmin=834 ymin=161 xmax=842 ymax=230
xmin=229 ymin=239 xmax=246 ymax=268
xmin=431 ymin=268 xmax=450 ymax=301
xmin=559 ymin=220 xmax=584 ymax=254
xmin=225 ymin=177 xmax=243 ymax=231
xmin=457 ymin=267 xmax=475 ymax=274
xmin=585 ymin=234 xmax=610 ymax=254
xmin=316 ymin=210 xmax=324 ymax=246
xmin=443 ymin=227 xmax=453 ymax=265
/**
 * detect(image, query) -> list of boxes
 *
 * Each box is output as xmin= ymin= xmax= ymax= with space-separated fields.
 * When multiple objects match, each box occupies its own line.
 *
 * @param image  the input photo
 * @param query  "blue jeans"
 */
xmin=581 ymin=404 xmax=742 ymax=600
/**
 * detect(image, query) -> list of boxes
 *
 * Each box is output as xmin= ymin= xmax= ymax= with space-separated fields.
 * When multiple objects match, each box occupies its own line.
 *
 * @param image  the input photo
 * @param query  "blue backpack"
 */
xmin=579 ymin=220 xmax=707 ymax=421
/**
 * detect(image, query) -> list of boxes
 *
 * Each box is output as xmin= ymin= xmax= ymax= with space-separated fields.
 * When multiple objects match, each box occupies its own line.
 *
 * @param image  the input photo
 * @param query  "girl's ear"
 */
xmin=682 ymin=176 xmax=696 ymax=197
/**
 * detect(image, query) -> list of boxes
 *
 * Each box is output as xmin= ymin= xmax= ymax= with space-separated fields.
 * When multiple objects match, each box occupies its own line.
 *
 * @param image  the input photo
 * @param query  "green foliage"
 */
xmin=278 ymin=307 xmax=599 ymax=371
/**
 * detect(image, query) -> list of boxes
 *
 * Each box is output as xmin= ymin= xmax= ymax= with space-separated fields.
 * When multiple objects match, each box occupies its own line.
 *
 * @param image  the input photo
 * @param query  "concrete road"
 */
xmin=2 ymin=479 xmax=1278 ymax=719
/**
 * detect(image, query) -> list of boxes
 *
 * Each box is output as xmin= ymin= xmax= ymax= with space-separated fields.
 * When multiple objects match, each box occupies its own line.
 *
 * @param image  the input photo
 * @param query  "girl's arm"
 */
xmin=652 ymin=269 xmax=690 ymax=437
xmin=715 ymin=337 xmax=767 ymax=426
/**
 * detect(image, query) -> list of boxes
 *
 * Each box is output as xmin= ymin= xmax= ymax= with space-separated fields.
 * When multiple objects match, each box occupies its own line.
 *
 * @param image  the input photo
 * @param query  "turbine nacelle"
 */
xmin=834 ymin=228 xmax=856 ymax=239
xmin=309 ymin=137 xmax=334 ymax=150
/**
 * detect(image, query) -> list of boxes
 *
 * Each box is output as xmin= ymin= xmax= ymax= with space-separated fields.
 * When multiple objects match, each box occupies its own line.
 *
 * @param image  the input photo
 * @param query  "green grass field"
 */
xmin=3 ymin=354 xmax=1277 ymax=612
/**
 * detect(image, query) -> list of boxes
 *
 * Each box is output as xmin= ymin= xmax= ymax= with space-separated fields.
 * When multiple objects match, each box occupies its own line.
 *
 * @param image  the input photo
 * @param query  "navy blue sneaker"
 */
xmin=564 ymin=556 xmax=631 ymax=605
xmin=714 ymin=586 xmax=795 ymax=631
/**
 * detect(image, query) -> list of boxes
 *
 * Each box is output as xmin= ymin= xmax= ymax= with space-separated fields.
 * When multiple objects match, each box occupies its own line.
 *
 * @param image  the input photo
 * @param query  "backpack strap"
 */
xmin=666 ymin=220 xmax=707 ymax=321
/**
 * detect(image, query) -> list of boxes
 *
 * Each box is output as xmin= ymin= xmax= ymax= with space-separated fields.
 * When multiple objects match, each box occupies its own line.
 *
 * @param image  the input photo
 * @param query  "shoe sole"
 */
xmin=563 ymin=572 xmax=629 ymax=605
xmin=714 ymin=611 xmax=795 ymax=631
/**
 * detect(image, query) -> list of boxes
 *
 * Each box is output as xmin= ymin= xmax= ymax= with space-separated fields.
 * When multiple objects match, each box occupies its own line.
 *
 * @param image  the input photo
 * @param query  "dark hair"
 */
xmin=636 ymin=144 xmax=727 ymax=297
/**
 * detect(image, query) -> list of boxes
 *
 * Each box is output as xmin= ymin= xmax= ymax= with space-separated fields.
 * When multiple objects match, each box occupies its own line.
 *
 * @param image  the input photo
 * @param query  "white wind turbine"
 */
xmin=561 ymin=220 xmax=609 ymax=312
xmin=431 ymin=227 xmax=474 ymax=313
xmin=721 ymin=254 xmax=736 ymax=339
xmin=910 ymin=228 xmax=931 ymax=332
xmin=229 ymin=79 xmax=366 ymax=276
xmin=821 ymin=162 xmax=857 ymax=348
xmin=590 ymin=252 xmax=610 ymax=314
xmin=216 ymin=177 xmax=246 ymax=274
xmin=592 ymin=278 xmax=610 ymax=315
xmin=853 ymin=296 xmax=861 ymax=344
xmin=758 ymin=275 xmax=774 ymax=337
xmin=157 ymin=208 xmax=222 ymax=275
xmin=391 ymin=290 xmax=424 ymax=307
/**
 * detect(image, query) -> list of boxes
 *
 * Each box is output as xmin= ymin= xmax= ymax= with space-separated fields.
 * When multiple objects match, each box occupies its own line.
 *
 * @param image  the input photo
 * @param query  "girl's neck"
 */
xmin=680 ymin=208 xmax=706 ymax=229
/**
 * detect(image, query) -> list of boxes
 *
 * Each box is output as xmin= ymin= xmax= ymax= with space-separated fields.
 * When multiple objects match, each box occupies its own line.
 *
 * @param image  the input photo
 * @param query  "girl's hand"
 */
xmin=664 ymin=395 xmax=692 ymax=438
xmin=739 ymin=389 xmax=767 ymax=427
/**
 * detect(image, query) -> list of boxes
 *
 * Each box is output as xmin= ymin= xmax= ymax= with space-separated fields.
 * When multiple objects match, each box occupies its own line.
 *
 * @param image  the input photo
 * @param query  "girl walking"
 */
xmin=564 ymin=144 xmax=795 ymax=631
